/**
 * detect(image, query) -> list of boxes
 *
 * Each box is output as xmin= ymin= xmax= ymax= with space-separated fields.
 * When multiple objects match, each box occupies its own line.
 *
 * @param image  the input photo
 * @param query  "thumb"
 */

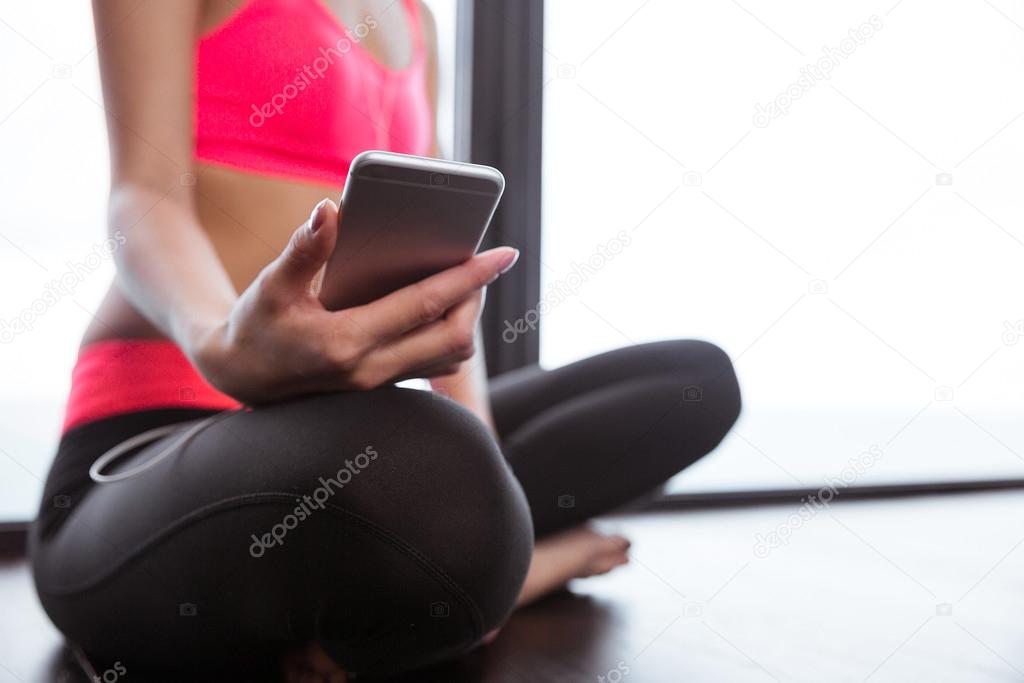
xmin=267 ymin=198 xmax=339 ymax=293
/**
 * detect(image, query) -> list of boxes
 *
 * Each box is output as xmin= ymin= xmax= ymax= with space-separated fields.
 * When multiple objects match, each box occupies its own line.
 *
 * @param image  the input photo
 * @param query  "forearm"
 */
xmin=109 ymin=182 xmax=236 ymax=355
xmin=430 ymin=326 xmax=495 ymax=432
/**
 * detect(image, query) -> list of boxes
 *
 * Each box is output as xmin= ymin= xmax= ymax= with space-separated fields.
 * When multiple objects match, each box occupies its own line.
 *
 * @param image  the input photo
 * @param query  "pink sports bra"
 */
xmin=195 ymin=0 xmax=433 ymax=186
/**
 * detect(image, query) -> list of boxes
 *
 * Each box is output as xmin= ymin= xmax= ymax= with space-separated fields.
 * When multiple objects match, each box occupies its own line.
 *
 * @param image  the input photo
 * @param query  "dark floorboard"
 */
xmin=3 ymin=490 xmax=1023 ymax=682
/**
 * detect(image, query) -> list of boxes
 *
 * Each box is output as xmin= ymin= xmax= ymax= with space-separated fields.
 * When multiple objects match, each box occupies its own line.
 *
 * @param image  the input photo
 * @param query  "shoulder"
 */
xmin=416 ymin=0 xmax=438 ymax=52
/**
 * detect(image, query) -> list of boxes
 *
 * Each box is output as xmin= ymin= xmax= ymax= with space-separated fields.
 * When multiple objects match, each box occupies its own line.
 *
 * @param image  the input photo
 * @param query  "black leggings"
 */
xmin=30 ymin=340 xmax=740 ymax=678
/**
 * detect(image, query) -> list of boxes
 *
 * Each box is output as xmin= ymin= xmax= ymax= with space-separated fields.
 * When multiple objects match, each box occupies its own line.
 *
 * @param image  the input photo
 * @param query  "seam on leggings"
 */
xmin=34 ymin=492 xmax=486 ymax=638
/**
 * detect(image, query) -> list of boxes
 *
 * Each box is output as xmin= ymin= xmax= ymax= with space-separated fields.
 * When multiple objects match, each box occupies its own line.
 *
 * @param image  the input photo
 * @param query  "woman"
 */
xmin=29 ymin=0 xmax=741 ymax=679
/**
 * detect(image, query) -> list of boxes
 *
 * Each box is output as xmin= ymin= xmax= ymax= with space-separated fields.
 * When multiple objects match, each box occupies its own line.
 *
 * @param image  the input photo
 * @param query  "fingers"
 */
xmin=345 ymin=290 xmax=483 ymax=388
xmin=348 ymin=247 xmax=518 ymax=339
xmin=264 ymin=198 xmax=339 ymax=294
xmin=377 ymin=289 xmax=481 ymax=368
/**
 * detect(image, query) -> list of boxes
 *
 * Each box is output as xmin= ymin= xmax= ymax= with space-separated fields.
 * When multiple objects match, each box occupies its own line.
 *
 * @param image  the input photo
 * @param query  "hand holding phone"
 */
xmin=192 ymin=158 xmax=515 ymax=404
xmin=318 ymin=151 xmax=505 ymax=311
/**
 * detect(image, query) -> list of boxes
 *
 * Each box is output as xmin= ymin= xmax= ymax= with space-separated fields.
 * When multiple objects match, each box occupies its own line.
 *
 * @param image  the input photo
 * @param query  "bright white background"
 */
xmin=0 ymin=0 xmax=457 ymax=520
xmin=539 ymin=1 xmax=1024 ymax=493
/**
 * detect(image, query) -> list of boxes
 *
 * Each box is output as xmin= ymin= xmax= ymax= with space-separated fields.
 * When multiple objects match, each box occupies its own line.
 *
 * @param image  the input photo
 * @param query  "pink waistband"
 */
xmin=63 ymin=339 xmax=241 ymax=433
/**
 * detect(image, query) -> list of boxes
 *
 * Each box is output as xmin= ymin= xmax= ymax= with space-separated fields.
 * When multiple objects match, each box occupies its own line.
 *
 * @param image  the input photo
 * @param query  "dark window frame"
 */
xmin=457 ymin=0 xmax=544 ymax=376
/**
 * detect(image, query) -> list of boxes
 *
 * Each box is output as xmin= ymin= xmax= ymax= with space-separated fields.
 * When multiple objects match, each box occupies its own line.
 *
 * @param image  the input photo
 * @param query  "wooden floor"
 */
xmin=3 ymin=490 xmax=1023 ymax=682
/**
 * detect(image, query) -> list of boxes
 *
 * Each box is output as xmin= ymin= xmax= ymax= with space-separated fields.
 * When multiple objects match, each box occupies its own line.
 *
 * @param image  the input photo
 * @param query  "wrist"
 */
xmin=180 ymin=315 xmax=231 ymax=371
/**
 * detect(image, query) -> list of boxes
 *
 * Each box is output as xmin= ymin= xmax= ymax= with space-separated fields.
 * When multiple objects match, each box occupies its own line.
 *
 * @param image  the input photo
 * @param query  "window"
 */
xmin=0 ymin=1 xmax=107 ymax=521
xmin=541 ymin=1 xmax=1024 ymax=493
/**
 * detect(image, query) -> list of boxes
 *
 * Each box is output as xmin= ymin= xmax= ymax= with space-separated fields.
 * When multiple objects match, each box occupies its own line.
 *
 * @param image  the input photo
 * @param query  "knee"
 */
xmin=299 ymin=389 xmax=533 ymax=672
xmin=221 ymin=390 xmax=535 ymax=611
xmin=664 ymin=339 xmax=742 ymax=437
xmin=387 ymin=389 xmax=534 ymax=629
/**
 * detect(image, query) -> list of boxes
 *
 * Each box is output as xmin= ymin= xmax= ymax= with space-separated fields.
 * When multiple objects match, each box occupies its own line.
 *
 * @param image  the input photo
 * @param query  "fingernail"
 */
xmin=485 ymin=249 xmax=520 ymax=285
xmin=308 ymin=198 xmax=329 ymax=233
xmin=498 ymin=249 xmax=520 ymax=274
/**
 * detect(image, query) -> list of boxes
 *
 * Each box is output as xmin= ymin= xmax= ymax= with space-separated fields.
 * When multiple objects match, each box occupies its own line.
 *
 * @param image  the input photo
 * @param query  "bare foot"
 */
xmin=515 ymin=526 xmax=631 ymax=608
xmin=281 ymin=641 xmax=347 ymax=683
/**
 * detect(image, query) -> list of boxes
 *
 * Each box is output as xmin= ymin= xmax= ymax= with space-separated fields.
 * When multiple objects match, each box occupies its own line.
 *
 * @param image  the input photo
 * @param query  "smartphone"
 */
xmin=318 ymin=151 xmax=505 ymax=311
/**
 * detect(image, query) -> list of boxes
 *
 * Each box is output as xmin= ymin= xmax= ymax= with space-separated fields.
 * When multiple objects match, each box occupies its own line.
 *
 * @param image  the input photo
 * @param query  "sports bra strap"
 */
xmin=402 ymin=0 xmax=425 ymax=52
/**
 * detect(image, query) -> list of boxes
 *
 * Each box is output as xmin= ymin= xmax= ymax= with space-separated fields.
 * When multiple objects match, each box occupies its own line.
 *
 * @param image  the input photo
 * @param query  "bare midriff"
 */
xmin=80 ymin=163 xmax=340 ymax=349
xmin=81 ymin=0 xmax=419 ymax=350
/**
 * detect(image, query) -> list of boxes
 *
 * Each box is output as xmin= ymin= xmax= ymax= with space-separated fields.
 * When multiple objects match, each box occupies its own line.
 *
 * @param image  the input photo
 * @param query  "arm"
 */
xmin=93 ymin=0 xmax=235 ymax=350
xmin=430 ymin=327 xmax=497 ymax=431
xmin=420 ymin=2 xmax=498 ymax=432
xmin=93 ymin=0 xmax=518 ymax=404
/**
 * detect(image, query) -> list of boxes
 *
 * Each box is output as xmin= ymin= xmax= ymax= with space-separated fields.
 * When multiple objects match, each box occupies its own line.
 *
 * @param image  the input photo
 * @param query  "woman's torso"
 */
xmin=82 ymin=0 xmax=432 ymax=348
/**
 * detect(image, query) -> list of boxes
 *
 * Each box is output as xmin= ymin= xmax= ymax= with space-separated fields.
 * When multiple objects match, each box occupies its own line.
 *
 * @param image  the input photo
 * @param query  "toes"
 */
xmin=590 ymin=553 xmax=628 ymax=575
xmin=591 ymin=538 xmax=631 ymax=575
xmin=611 ymin=534 xmax=631 ymax=551
xmin=596 ymin=533 xmax=631 ymax=554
